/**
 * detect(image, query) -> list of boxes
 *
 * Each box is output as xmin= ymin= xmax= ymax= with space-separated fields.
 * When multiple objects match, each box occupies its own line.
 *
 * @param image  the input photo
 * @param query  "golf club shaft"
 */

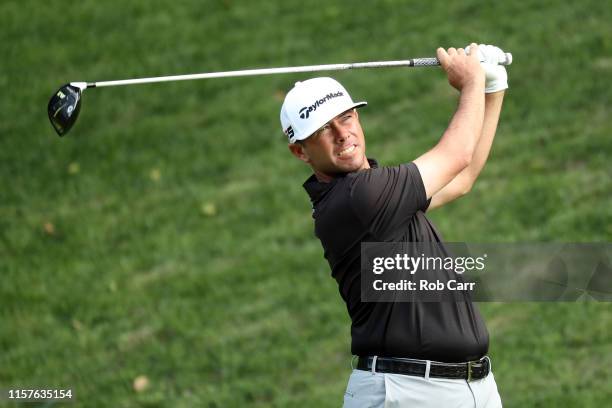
xmin=75 ymin=54 xmax=512 ymax=89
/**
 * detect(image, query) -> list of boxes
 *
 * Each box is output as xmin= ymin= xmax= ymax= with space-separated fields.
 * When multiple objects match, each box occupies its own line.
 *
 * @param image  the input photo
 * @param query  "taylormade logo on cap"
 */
xmin=298 ymin=91 xmax=344 ymax=119
xmin=280 ymin=77 xmax=367 ymax=143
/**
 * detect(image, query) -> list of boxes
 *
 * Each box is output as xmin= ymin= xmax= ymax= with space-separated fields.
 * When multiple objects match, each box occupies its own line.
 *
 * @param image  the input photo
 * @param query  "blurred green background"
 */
xmin=1 ymin=0 xmax=611 ymax=406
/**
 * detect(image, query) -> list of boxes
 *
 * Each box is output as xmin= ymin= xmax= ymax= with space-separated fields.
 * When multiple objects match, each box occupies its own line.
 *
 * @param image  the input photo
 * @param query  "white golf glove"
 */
xmin=465 ymin=44 xmax=508 ymax=93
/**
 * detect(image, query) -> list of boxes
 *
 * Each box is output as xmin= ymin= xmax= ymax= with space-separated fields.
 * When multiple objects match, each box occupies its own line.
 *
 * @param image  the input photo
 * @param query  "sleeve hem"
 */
xmin=406 ymin=162 xmax=429 ymax=212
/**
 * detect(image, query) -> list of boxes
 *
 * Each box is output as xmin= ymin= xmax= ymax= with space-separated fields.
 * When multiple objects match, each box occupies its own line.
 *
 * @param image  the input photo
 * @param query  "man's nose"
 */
xmin=332 ymin=122 xmax=349 ymax=143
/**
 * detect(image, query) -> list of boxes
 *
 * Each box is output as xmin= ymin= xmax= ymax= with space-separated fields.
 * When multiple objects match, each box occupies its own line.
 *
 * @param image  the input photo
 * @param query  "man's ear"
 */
xmin=288 ymin=142 xmax=311 ymax=164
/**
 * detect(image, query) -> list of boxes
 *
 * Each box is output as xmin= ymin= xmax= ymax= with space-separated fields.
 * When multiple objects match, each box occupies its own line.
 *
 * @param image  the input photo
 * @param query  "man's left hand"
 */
xmin=465 ymin=44 xmax=509 ymax=94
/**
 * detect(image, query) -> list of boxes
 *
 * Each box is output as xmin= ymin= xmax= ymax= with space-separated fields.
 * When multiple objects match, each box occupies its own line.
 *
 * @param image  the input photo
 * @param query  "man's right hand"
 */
xmin=437 ymin=43 xmax=485 ymax=91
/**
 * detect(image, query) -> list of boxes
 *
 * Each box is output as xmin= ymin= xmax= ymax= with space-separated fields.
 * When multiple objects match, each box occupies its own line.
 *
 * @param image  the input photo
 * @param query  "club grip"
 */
xmin=412 ymin=58 xmax=441 ymax=66
xmin=412 ymin=53 xmax=513 ymax=67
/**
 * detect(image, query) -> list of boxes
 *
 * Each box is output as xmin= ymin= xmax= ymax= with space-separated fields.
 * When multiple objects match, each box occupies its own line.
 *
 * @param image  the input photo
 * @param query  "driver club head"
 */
xmin=48 ymin=83 xmax=84 ymax=136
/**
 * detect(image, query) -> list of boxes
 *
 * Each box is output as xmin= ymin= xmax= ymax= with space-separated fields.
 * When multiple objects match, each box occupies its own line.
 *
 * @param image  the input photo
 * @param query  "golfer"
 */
xmin=281 ymin=44 xmax=507 ymax=407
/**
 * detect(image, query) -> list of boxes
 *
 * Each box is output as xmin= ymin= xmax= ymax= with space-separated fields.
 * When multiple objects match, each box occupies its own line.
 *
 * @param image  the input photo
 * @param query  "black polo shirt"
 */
xmin=303 ymin=159 xmax=489 ymax=362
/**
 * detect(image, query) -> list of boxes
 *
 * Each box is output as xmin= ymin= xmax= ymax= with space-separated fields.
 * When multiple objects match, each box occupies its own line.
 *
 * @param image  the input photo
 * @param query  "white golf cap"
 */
xmin=280 ymin=77 xmax=367 ymax=143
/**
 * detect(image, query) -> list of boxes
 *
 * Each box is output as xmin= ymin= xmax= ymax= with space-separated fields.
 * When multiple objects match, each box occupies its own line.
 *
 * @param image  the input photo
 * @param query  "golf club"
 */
xmin=48 ymin=53 xmax=513 ymax=136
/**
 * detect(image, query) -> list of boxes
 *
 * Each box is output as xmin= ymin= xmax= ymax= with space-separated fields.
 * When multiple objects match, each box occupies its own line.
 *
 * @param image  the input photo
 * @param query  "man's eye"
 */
xmin=314 ymin=126 xmax=327 ymax=137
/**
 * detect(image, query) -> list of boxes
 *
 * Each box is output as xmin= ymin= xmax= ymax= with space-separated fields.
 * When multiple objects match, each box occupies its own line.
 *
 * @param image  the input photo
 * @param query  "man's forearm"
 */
xmin=461 ymin=91 xmax=504 ymax=181
xmin=414 ymin=79 xmax=485 ymax=200
xmin=438 ymin=82 xmax=486 ymax=165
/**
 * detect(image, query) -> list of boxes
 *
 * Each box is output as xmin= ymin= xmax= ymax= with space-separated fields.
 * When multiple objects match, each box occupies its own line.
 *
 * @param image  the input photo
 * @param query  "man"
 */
xmin=281 ymin=44 xmax=507 ymax=407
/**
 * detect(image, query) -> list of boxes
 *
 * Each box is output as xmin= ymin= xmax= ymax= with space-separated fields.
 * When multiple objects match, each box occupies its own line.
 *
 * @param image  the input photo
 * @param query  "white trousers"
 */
xmin=342 ymin=367 xmax=502 ymax=408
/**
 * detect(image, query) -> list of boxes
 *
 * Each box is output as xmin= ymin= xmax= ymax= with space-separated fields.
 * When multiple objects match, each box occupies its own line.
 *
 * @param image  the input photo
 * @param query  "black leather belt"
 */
xmin=357 ymin=356 xmax=491 ymax=382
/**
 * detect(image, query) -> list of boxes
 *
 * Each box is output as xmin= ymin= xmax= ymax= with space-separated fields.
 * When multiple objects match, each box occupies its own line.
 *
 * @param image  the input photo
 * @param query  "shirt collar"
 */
xmin=303 ymin=158 xmax=378 ymax=203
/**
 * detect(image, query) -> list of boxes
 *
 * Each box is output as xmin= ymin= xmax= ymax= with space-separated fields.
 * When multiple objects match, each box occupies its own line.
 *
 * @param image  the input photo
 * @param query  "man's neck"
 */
xmin=313 ymin=170 xmax=334 ymax=183
xmin=312 ymin=160 xmax=371 ymax=183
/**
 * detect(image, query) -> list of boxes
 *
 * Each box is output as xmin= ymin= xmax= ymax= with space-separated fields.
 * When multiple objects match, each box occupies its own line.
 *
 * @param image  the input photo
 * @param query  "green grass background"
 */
xmin=1 ymin=0 xmax=611 ymax=406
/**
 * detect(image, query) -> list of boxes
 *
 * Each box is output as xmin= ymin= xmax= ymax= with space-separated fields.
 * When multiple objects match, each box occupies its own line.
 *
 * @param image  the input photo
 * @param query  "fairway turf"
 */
xmin=1 ymin=1 xmax=611 ymax=406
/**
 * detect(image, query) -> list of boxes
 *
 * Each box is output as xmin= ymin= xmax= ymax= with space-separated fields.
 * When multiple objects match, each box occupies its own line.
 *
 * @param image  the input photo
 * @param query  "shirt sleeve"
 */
xmin=349 ymin=162 xmax=429 ymax=239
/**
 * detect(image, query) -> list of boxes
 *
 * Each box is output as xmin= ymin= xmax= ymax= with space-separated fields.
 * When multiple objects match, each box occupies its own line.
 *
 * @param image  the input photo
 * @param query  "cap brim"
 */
xmin=352 ymin=101 xmax=368 ymax=110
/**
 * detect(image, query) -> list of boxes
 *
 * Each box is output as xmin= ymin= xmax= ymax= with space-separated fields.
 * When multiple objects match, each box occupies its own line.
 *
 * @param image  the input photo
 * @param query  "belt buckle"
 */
xmin=467 ymin=361 xmax=474 ymax=382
